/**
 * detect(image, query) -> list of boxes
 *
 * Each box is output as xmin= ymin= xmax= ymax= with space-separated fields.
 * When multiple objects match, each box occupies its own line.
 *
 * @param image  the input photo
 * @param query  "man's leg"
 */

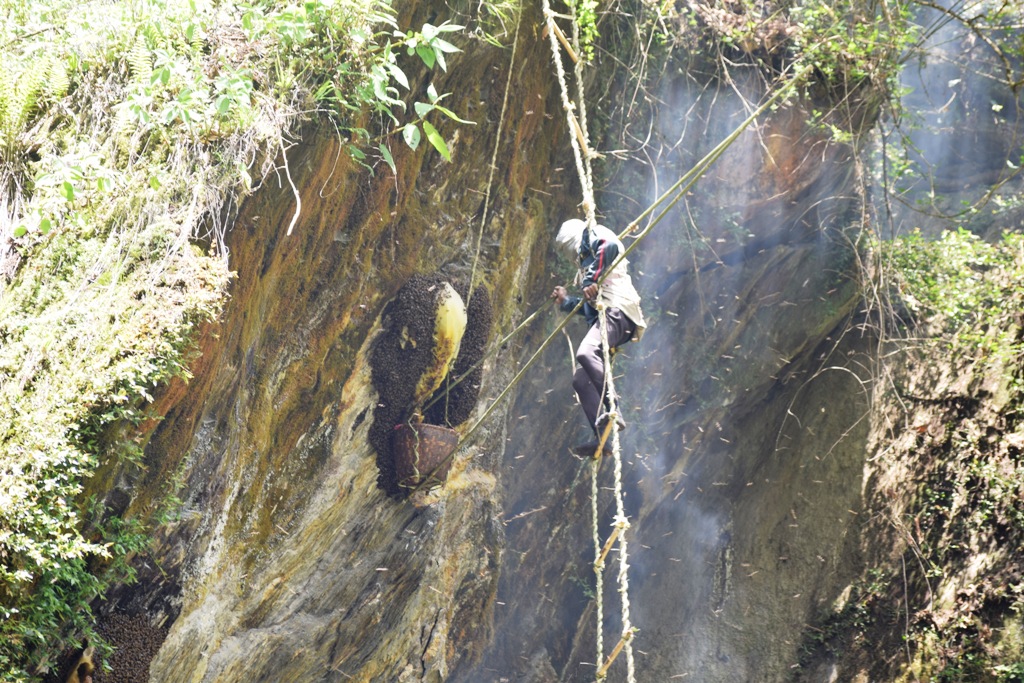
xmin=572 ymin=364 xmax=602 ymax=432
xmin=574 ymin=309 xmax=636 ymax=433
xmin=574 ymin=322 xmax=604 ymax=431
xmin=603 ymin=308 xmax=637 ymax=349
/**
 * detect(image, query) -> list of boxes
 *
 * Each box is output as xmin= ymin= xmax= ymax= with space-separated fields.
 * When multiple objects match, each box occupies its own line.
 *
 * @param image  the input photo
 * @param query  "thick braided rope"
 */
xmin=569 ymin=2 xmax=597 ymax=230
xmin=544 ymin=3 xmax=634 ymax=675
xmin=541 ymin=0 xmax=597 ymax=226
xmin=543 ymin=2 xmax=610 ymax=673
xmin=596 ymin=302 xmax=636 ymax=682
xmin=591 ymin=449 xmax=604 ymax=671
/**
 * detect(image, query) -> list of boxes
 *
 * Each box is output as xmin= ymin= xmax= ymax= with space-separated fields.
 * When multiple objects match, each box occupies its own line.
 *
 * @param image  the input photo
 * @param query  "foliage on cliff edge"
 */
xmin=800 ymin=230 xmax=1024 ymax=681
xmin=0 ymin=0 xmax=475 ymax=677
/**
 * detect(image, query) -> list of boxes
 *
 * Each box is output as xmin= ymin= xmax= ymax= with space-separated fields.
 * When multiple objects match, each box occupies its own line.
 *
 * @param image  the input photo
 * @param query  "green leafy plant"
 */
xmin=883 ymin=228 xmax=1024 ymax=365
xmin=569 ymin=0 xmax=599 ymax=61
xmin=995 ymin=662 xmax=1024 ymax=682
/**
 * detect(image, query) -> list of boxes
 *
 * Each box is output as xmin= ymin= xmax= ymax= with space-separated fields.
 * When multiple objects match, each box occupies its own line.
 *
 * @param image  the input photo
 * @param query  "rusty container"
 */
xmin=392 ymin=422 xmax=459 ymax=490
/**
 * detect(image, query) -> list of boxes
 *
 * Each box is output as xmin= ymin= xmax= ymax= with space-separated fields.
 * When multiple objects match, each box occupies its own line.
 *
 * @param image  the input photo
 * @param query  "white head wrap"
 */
xmin=555 ymin=219 xmax=587 ymax=259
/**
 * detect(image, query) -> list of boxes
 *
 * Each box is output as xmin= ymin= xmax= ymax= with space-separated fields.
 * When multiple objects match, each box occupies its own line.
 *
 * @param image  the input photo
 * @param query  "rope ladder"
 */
xmin=542 ymin=3 xmax=636 ymax=680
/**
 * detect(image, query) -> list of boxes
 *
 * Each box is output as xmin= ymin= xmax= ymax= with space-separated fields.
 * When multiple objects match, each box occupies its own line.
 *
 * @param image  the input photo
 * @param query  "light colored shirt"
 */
xmin=577 ymin=224 xmax=646 ymax=341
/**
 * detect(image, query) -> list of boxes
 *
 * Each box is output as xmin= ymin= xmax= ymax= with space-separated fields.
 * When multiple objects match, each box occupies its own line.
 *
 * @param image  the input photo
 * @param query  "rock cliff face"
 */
xmin=455 ymin=81 xmax=871 ymax=675
xmin=98 ymin=4 xmax=579 ymax=679
xmin=91 ymin=2 xmax=900 ymax=681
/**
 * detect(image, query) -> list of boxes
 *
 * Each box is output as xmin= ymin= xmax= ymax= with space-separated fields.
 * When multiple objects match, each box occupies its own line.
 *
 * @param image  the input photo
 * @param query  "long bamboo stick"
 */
xmin=551 ymin=21 xmax=579 ymax=64
xmin=595 ymin=525 xmax=622 ymax=568
xmin=596 ymin=629 xmax=633 ymax=678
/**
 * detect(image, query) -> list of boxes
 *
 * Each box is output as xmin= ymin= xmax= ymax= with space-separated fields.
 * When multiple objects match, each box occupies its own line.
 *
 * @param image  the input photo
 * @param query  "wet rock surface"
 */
xmin=456 ymin=239 xmax=868 ymax=682
xmin=100 ymin=0 xmax=558 ymax=677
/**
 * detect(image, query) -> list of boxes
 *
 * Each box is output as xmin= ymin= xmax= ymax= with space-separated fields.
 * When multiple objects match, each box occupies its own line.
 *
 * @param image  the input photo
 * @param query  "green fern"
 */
xmin=47 ymin=57 xmax=70 ymax=100
xmin=186 ymin=22 xmax=204 ymax=56
xmin=139 ymin=23 xmax=165 ymax=52
xmin=127 ymin=40 xmax=152 ymax=84
xmin=0 ymin=65 xmax=12 ymax=153
xmin=0 ymin=56 xmax=48 ymax=157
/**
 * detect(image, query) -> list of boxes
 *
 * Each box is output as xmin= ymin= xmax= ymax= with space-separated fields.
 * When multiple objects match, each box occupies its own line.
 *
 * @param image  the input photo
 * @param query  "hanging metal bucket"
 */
xmin=392 ymin=422 xmax=459 ymax=491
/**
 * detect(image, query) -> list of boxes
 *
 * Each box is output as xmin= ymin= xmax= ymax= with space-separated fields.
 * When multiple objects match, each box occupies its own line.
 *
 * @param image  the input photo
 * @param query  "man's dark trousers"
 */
xmin=572 ymin=307 xmax=636 ymax=434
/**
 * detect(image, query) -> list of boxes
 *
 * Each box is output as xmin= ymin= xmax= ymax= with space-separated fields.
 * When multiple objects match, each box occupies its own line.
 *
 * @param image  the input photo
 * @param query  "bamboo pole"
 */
xmin=568 ymin=111 xmax=591 ymax=159
xmin=596 ymin=629 xmax=634 ymax=679
xmin=593 ymin=414 xmax=616 ymax=459
xmin=550 ymin=21 xmax=579 ymax=64
xmin=595 ymin=525 xmax=622 ymax=568
xmin=424 ymin=62 xmax=815 ymax=417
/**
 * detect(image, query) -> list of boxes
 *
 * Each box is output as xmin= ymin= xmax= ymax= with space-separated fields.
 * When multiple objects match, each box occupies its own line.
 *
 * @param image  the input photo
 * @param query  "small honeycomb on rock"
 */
xmin=94 ymin=612 xmax=168 ymax=683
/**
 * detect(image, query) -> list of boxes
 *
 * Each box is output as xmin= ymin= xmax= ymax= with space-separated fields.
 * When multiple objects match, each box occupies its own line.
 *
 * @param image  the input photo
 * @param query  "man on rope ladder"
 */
xmin=551 ymin=218 xmax=646 ymax=455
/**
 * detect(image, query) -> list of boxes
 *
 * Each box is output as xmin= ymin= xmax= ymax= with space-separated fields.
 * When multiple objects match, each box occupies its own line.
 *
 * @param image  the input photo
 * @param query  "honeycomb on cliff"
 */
xmin=369 ymin=273 xmax=493 ymax=494
xmin=94 ymin=612 xmax=168 ymax=683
